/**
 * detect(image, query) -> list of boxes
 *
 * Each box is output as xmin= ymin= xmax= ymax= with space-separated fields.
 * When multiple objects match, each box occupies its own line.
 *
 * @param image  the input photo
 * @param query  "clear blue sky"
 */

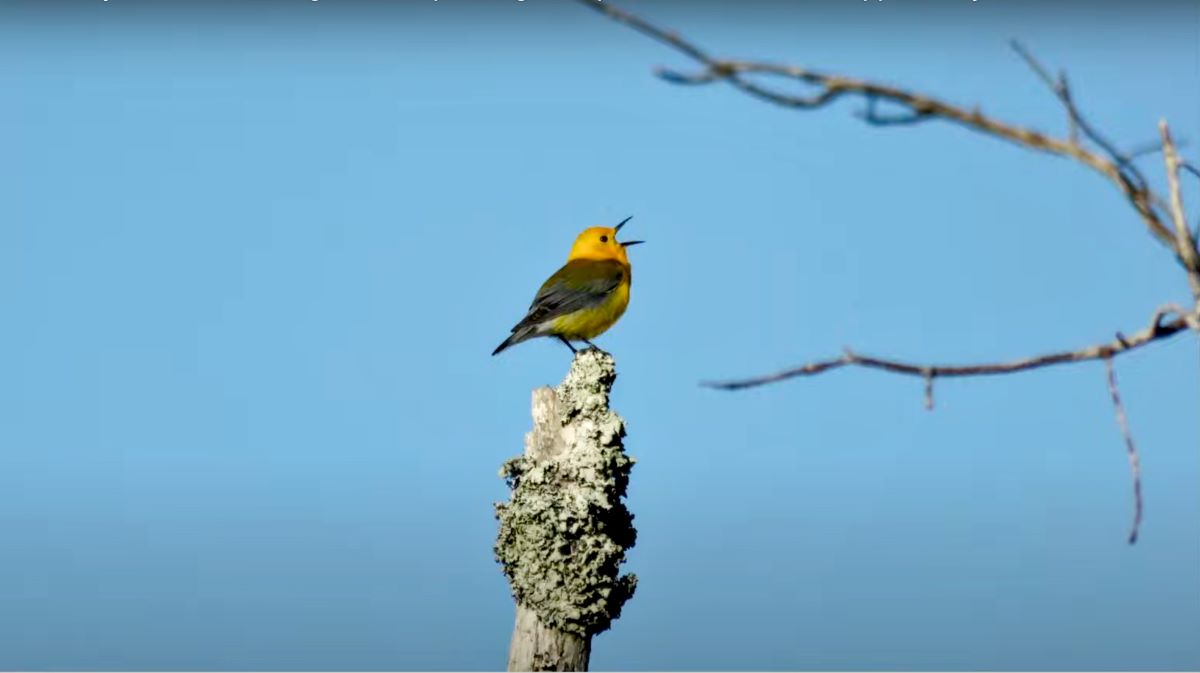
xmin=3 ymin=0 xmax=1198 ymax=670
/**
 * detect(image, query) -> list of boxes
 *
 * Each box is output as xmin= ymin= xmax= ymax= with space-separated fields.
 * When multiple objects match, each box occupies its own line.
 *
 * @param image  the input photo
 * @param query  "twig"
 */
xmin=1009 ymin=42 xmax=1145 ymax=190
xmin=575 ymin=0 xmax=1177 ymax=255
xmin=703 ymin=306 xmax=1194 ymax=390
xmin=1127 ymin=137 xmax=1186 ymax=159
xmin=1103 ymin=357 xmax=1142 ymax=545
xmin=1007 ymin=42 xmax=1082 ymax=146
xmin=1060 ymin=72 xmax=1080 ymax=145
xmin=923 ymin=370 xmax=935 ymax=410
xmin=858 ymin=95 xmax=932 ymax=126
xmin=1160 ymin=121 xmax=1200 ymax=301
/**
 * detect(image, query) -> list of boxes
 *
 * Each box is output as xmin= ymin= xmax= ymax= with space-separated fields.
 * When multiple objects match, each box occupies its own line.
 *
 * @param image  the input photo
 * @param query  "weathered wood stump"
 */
xmin=494 ymin=349 xmax=637 ymax=672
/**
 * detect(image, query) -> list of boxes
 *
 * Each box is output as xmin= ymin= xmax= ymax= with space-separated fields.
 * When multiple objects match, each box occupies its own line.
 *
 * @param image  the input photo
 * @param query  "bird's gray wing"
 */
xmin=510 ymin=259 xmax=625 ymax=333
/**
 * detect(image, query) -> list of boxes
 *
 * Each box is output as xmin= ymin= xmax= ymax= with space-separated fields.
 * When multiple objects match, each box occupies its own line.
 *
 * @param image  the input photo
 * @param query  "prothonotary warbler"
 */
xmin=492 ymin=216 xmax=643 ymax=356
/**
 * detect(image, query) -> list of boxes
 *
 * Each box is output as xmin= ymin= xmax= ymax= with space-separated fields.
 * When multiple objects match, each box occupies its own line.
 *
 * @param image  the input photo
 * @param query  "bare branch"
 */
xmin=578 ymin=0 xmax=1198 ymax=544
xmin=1010 ymin=41 xmax=1147 ymax=190
xmin=1160 ymin=121 xmax=1200 ymax=301
xmin=1007 ymin=42 xmax=1080 ymax=146
xmin=576 ymin=0 xmax=1177 ymax=253
xmin=1103 ymin=357 xmax=1143 ymax=545
xmin=703 ymin=306 xmax=1194 ymax=390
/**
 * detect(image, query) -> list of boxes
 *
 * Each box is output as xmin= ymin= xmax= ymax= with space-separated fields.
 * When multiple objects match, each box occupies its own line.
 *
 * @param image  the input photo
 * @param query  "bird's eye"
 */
xmin=600 ymin=235 xmax=608 ymax=243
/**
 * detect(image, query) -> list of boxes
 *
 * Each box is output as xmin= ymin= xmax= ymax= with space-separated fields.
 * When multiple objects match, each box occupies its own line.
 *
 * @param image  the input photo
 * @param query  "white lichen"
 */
xmin=494 ymin=349 xmax=637 ymax=638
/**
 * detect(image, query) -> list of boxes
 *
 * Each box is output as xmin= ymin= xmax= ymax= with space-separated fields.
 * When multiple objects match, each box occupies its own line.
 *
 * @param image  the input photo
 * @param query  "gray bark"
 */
xmin=494 ymin=349 xmax=637 ymax=672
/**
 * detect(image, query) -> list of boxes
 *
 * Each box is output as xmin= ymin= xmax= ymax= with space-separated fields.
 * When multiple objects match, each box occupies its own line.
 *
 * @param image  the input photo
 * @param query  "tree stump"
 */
xmin=494 ymin=349 xmax=637 ymax=672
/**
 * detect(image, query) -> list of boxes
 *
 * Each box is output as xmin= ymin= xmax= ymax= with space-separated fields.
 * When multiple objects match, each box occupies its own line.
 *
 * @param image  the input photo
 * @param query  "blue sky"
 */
xmin=2 ymin=0 xmax=1198 ymax=670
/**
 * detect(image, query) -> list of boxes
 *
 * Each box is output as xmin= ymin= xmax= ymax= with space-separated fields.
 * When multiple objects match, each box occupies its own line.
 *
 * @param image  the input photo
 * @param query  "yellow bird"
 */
xmin=492 ymin=216 xmax=643 ymax=356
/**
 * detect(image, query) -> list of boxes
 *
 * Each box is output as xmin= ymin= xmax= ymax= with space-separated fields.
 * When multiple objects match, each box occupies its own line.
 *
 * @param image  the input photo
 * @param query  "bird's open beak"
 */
xmin=614 ymin=216 xmax=641 ymax=246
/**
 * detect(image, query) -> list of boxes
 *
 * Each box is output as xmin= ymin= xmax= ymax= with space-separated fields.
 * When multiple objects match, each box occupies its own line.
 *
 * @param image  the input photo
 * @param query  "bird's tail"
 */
xmin=491 ymin=326 xmax=536 ymax=356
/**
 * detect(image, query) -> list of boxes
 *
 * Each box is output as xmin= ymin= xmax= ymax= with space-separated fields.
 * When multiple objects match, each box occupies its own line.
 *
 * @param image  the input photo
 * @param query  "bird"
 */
xmin=492 ymin=216 xmax=643 ymax=356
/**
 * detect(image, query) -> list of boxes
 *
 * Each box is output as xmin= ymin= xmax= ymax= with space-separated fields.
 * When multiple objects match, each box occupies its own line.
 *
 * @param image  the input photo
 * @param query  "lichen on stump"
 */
xmin=495 ymin=349 xmax=637 ymax=668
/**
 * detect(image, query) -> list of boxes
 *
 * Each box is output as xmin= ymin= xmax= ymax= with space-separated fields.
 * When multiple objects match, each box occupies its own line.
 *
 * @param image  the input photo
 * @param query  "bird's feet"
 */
xmin=556 ymin=335 xmax=578 ymax=353
xmin=581 ymin=339 xmax=609 ymax=355
xmin=560 ymin=336 xmax=609 ymax=357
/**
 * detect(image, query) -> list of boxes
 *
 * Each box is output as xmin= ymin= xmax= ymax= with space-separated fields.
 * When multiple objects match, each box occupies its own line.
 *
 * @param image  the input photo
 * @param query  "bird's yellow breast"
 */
xmin=550 ymin=279 xmax=631 ymax=340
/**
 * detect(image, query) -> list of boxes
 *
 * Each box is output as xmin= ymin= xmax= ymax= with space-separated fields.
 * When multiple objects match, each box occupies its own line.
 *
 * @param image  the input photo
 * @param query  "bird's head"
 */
xmin=566 ymin=216 xmax=643 ymax=265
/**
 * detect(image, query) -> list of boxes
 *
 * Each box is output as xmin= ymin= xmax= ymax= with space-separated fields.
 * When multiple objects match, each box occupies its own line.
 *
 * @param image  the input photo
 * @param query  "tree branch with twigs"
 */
xmin=577 ymin=0 xmax=1200 ymax=544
